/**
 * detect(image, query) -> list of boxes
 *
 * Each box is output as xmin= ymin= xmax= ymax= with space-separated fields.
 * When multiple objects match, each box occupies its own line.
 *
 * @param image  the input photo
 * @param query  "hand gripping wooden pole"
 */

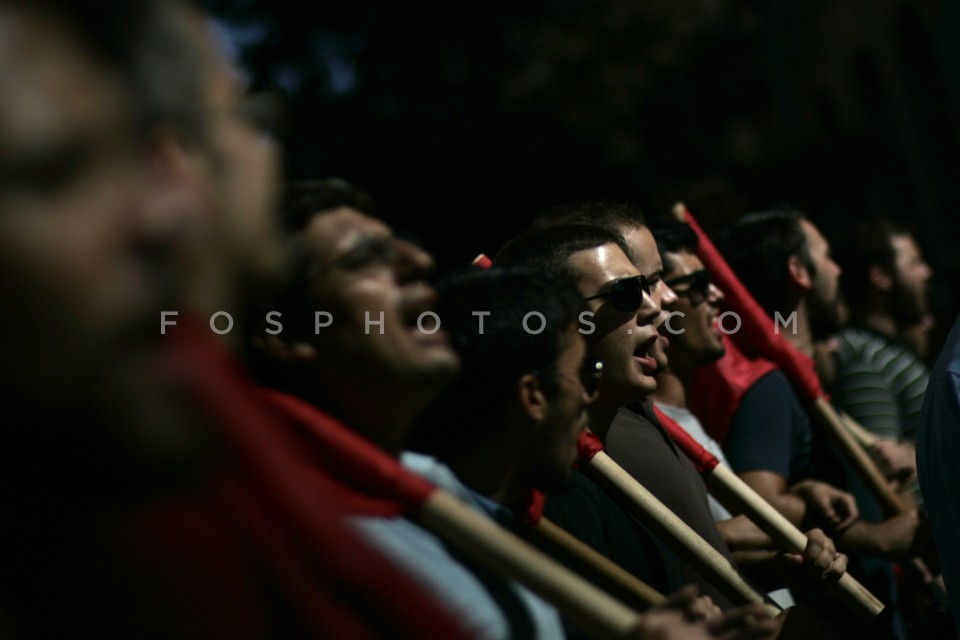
xmin=581 ymin=449 xmax=780 ymax=617
xmin=706 ymin=464 xmax=884 ymax=620
xmin=652 ymin=405 xmax=885 ymax=620
xmin=416 ymin=489 xmax=644 ymax=640
xmin=811 ymin=398 xmax=910 ymax=517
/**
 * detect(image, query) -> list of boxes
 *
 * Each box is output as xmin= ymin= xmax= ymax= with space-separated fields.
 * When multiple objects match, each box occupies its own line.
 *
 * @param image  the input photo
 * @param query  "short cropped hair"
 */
xmin=648 ymin=220 xmax=699 ymax=273
xmin=283 ymin=178 xmax=374 ymax=233
xmin=494 ymin=224 xmax=629 ymax=285
xmin=531 ymin=201 xmax=647 ymax=232
xmin=834 ymin=218 xmax=909 ymax=310
xmin=408 ymin=267 xmax=585 ymax=458
xmin=717 ymin=208 xmax=812 ymax=317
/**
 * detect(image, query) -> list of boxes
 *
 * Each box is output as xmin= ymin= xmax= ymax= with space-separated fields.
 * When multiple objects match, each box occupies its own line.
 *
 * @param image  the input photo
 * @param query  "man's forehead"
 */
xmin=891 ymin=234 xmax=919 ymax=258
xmin=620 ymin=225 xmax=662 ymax=273
xmin=304 ymin=206 xmax=391 ymax=256
xmin=665 ymin=249 xmax=704 ymax=277
xmin=800 ymin=218 xmax=827 ymax=248
xmin=569 ymin=243 xmax=640 ymax=288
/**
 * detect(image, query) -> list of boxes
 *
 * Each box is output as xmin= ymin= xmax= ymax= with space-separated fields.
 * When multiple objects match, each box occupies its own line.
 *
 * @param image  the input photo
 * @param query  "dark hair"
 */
xmin=248 ymin=179 xmax=374 ymax=347
xmin=834 ymin=218 xmax=909 ymax=311
xmin=531 ymin=201 xmax=647 ymax=232
xmin=408 ymin=267 xmax=585 ymax=457
xmin=283 ymin=178 xmax=374 ymax=233
xmin=494 ymin=224 xmax=629 ymax=285
xmin=717 ymin=208 xmax=812 ymax=316
xmin=648 ymin=220 xmax=699 ymax=274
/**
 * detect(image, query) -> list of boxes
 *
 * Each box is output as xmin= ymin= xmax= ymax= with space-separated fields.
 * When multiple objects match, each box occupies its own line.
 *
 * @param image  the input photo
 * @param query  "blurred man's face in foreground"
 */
xmin=0 ymin=7 xmax=170 ymax=413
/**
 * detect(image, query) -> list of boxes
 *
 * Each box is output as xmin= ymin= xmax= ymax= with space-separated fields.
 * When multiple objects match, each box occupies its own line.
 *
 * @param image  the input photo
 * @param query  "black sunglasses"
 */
xmin=536 ymin=359 xmax=603 ymax=397
xmin=584 ymin=275 xmax=650 ymax=312
xmin=664 ymin=270 xmax=711 ymax=306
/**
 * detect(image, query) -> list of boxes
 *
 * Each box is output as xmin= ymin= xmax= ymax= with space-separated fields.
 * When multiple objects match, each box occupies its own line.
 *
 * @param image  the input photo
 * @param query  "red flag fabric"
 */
xmin=652 ymin=405 xmax=721 ymax=475
xmin=154 ymin=316 xmax=472 ymax=639
xmin=262 ymin=388 xmax=435 ymax=513
xmin=690 ymin=335 xmax=777 ymax=444
xmin=576 ymin=431 xmax=605 ymax=465
xmin=520 ymin=488 xmax=548 ymax=527
xmin=682 ymin=206 xmax=823 ymax=403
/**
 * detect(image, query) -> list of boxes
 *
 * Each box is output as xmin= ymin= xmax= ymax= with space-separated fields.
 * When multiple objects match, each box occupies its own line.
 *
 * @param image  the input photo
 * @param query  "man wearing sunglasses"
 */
xmin=496 ymin=221 xmax=752 ymax=609
xmin=497 ymin=212 xmax=848 ymax=637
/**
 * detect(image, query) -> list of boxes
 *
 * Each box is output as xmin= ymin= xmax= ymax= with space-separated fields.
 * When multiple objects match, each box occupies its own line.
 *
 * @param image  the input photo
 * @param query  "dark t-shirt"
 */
xmin=602 ymin=399 xmax=738 ymax=609
xmin=724 ymin=370 xmax=846 ymax=491
xmin=543 ymin=470 xmax=683 ymax=602
xmin=724 ymin=370 xmax=813 ymax=480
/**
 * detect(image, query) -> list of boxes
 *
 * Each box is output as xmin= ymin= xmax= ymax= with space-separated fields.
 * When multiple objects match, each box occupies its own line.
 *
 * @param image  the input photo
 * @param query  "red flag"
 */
xmin=652 ymin=404 xmax=720 ymax=475
xmin=681 ymin=206 xmax=822 ymax=443
xmin=161 ymin=317 xmax=472 ymax=639
xmin=682 ymin=206 xmax=823 ymax=401
xmin=690 ymin=335 xmax=777 ymax=444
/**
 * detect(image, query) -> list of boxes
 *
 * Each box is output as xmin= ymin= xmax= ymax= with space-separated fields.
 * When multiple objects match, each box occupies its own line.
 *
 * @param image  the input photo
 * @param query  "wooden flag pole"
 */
xmin=583 ymin=450 xmax=780 ymax=617
xmin=706 ymin=464 xmax=885 ymax=620
xmin=417 ymin=490 xmax=644 ymax=640
xmin=533 ymin=516 xmax=668 ymax=608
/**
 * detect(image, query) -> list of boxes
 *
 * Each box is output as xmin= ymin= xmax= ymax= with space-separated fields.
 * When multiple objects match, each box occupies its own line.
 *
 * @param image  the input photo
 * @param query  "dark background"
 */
xmin=206 ymin=0 xmax=960 ymax=356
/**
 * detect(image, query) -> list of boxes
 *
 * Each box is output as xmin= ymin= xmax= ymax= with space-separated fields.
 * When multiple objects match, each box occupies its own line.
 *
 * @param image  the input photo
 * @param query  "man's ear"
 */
xmin=517 ymin=373 xmax=548 ymax=424
xmin=787 ymin=255 xmax=811 ymax=290
xmin=869 ymin=264 xmax=893 ymax=292
xmin=250 ymin=334 xmax=318 ymax=363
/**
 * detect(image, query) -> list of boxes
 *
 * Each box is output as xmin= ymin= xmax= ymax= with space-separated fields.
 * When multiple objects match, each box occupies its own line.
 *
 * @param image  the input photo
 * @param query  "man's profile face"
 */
xmin=300 ymin=207 xmax=460 ymax=392
xmin=800 ymin=219 xmax=842 ymax=339
xmin=889 ymin=233 xmax=931 ymax=327
xmin=0 ymin=8 xmax=167 ymax=411
xmin=571 ymin=243 xmax=661 ymax=404
xmin=660 ymin=250 xmax=726 ymax=370
xmin=620 ymin=225 xmax=677 ymax=374
xmin=528 ymin=327 xmax=593 ymax=492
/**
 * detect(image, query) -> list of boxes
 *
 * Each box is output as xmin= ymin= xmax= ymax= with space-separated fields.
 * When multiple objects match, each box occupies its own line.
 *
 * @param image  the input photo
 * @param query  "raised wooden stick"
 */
xmin=417 ymin=490 xmax=644 ymax=640
xmin=534 ymin=516 xmax=667 ymax=607
xmin=812 ymin=398 xmax=910 ymax=517
xmin=583 ymin=450 xmax=780 ymax=617
xmin=652 ymin=405 xmax=884 ymax=620
xmin=706 ymin=465 xmax=885 ymax=620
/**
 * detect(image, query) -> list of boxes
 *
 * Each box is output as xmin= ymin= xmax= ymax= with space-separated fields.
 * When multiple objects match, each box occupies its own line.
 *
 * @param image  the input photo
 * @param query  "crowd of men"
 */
xmin=2 ymin=1 xmax=959 ymax=638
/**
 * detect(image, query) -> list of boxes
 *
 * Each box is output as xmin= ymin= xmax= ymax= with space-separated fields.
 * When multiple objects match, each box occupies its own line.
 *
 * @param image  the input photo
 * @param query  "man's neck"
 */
xmin=861 ymin=312 xmax=897 ymax=340
xmin=786 ymin=301 xmax=814 ymax=357
xmin=445 ymin=436 xmax=524 ymax=506
xmin=650 ymin=368 xmax=689 ymax=408
xmin=186 ymin=266 xmax=243 ymax=353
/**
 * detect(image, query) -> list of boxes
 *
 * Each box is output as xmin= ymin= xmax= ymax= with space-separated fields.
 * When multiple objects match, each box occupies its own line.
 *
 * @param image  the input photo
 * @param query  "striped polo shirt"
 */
xmin=832 ymin=326 xmax=930 ymax=442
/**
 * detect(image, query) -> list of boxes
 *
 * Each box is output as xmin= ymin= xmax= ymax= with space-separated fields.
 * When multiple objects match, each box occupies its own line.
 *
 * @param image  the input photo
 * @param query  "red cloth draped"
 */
xmin=690 ymin=335 xmax=778 ymax=444
xmin=130 ymin=317 xmax=473 ymax=639
xmin=682 ymin=206 xmax=823 ymax=443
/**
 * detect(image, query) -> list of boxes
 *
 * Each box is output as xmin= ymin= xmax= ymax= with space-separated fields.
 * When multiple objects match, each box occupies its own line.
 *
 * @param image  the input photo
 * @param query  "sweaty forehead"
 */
xmin=620 ymin=225 xmax=662 ymax=274
xmin=303 ymin=207 xmax=392 ymax=259
xmin=569 ymin=243 xmax=640 ymax=292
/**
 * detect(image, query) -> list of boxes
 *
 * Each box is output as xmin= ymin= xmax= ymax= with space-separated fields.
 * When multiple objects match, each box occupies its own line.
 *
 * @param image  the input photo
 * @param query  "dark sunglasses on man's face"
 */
xmin=584 ymin=275 xmax=650 ymax=313
xmin=664 ymin=270 xmax=711 ymax=306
